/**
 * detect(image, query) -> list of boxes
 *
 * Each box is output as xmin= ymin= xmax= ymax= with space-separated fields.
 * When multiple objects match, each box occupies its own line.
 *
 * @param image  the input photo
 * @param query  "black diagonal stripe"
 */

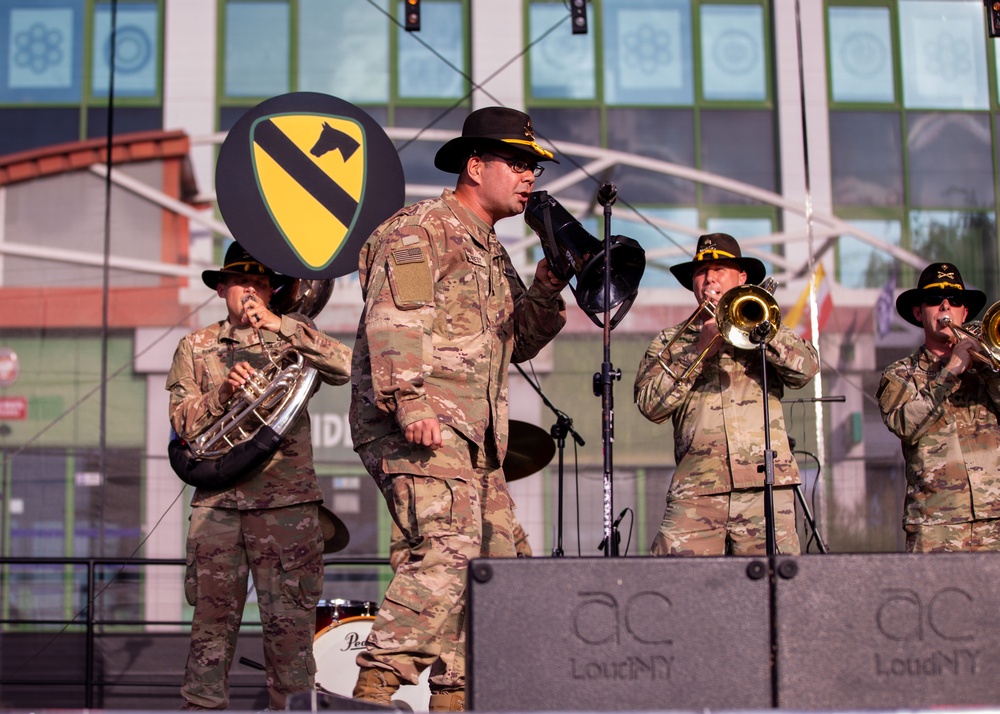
xmin=253 ymin=119 xmax=359 ymax=228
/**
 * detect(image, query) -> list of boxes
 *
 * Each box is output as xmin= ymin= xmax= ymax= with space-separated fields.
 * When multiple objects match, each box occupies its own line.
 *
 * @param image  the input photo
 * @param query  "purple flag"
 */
xmin=875 ymin=267 xmax=897 ymax=338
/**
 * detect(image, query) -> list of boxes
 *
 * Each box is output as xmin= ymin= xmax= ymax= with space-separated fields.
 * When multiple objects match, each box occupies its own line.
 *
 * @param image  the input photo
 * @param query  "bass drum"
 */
xmin=314 ymin=615 xmax=431 ymax=712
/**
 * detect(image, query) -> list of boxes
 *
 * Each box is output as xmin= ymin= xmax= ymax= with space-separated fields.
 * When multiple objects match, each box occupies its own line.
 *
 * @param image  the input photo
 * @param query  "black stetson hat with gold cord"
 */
xmin=434 ymin=106 xmax=558 ymax=174
xmin=895 ymin=262 xmax=987 ymax=326
xmin=669 ymin=233 xmax=767 ymax=291
xmin=202 ymin=241 xmax=279 ymax=290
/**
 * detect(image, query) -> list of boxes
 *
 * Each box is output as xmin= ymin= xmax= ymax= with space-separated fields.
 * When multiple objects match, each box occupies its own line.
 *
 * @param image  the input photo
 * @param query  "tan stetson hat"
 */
xmin=319 ymin=505 xmax=350 ymax=554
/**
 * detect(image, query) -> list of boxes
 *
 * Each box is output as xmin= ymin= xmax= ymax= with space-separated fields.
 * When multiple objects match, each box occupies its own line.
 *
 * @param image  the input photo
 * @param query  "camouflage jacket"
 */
xmin=350 ymin=189 xmax=566 ymax=466
xmin=877 ymin=346 xmax=1000 ymax=526
xmin=167 ymin=315 xmax=351 ymax=509
xmin=634 ymin=322 xmax=819 ymax=497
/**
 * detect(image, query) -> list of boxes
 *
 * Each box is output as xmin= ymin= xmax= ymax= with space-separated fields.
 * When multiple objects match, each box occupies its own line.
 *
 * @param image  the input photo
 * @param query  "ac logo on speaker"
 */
xmin=568 ymin=591 xmax=675 ymax=682
xmin=873 ymin=587 xmax=981 ymax=679
xmin=876 ymin=587 xmax=974 ymax=642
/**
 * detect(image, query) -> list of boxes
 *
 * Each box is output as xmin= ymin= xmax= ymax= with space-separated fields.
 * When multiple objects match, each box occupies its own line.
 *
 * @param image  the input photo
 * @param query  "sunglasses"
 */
xmin=922 ymin=294 xmax=966 ymax=307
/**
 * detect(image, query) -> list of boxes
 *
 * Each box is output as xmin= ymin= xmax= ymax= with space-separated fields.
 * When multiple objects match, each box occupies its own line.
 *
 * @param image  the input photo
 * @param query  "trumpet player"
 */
xmin=168 ymin=242 xmax=352 ymax=711
xmin=634 ymin=233 xmax=819 ymax=556
xmin=877 ymin=262 xmax=1000 ymax=553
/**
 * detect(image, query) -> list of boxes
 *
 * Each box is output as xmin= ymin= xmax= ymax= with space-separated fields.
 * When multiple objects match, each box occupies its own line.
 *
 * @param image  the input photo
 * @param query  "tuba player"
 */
xmin=877 ymin=262 xmax=1000 ymax=552
xmin=167 ymin=242 xmax=351 ymax=711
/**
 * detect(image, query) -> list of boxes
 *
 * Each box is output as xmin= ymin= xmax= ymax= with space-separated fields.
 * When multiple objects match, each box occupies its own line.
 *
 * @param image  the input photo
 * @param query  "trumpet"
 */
xmin=657 ymin=278 xmax=780 ymax=381
xmin=939 ymin=301 xmax=1000 ymax=373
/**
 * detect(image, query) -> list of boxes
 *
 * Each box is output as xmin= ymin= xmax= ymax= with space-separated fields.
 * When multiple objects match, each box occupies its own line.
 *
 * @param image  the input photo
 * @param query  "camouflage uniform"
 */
xmin=877 ymin=345 xmax=1000 ymax=552
xmin=390 ymin=517 xmax=532 ymax=571
xmin=350 ymin=189 xmax=566 ymax=692
xmin=168 ymin=315 xmax=351 ymax=710
xmin=634 ymin=321 xmax=819 ymax=555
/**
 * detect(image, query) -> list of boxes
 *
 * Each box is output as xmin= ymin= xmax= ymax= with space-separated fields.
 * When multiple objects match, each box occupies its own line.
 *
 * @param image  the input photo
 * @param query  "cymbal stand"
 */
xmin=513 ymin=363 xmax=584 ymax=557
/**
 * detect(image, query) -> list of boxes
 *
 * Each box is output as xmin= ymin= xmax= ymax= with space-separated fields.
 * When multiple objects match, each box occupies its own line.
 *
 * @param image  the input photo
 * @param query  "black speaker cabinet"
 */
xmin=468 ymin=556 xmax=772 ymax=711
xmin=774 ymin=553 xmax=1000 ymax=709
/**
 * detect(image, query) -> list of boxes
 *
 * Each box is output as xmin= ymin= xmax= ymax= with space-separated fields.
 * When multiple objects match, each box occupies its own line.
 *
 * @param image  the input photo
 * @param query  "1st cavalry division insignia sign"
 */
xmin=216 ymin=92 xmax=405 ymax=279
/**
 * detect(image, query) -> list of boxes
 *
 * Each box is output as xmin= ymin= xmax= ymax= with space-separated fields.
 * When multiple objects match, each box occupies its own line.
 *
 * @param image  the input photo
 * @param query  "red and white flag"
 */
xmin=785 ymin=264 xmax=833 ymax=341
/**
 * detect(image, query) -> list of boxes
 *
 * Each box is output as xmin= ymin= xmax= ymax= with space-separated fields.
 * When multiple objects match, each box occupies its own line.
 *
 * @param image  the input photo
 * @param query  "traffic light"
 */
xmin=571 ymin=0 xmax=587 ymax=35
xmin=988 ymin=0 xmax=1000 ymax=38
xmin=405 ymin=0 xmax=420 ymax=32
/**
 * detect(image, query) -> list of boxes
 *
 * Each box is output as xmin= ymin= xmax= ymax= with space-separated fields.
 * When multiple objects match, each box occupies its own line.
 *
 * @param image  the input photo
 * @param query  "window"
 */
xmin=0 ymin=0 xmax=163 ymax=150
xmin=0 ymin=0 xmax=85 ymax=104
xmin=828 ymin=5 xmax=895 ymax=104
xmin=223 ymin=1 xmax=289 ymax=98
xmin=298 ymin=0 xmax=390 ymax=102
xmin=899 ymin=0 xmax=988 ymax=110
xmin=700 ymin=4 xmax=767 ymax=101
xmin=526 ymin=0 xmax=777 ymax=286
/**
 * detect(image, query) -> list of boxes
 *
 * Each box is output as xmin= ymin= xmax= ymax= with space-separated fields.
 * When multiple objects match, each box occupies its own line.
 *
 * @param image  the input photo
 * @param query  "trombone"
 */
xmin=657 ymin=278 xmax=780 ymax=381
xmin=939 ymin=301 xmax=1000 ymax=373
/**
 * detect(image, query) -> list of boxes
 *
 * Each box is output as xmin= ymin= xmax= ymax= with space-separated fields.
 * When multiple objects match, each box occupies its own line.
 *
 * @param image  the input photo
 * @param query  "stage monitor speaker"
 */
xmin=775 ymin=553 xmax=1000 ymax=709
xmin=468 ymin=556 xmax=772 ymax=711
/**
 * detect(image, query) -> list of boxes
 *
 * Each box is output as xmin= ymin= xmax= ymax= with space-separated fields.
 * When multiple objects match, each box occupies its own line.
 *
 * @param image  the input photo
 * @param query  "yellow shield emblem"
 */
xmin=250 ymin=114 xmax=365 ymax=270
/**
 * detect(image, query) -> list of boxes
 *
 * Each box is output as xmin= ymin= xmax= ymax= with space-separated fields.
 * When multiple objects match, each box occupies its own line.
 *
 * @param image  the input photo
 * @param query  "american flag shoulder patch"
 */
xmin=392 ymin=247 xmax=424 ymax=265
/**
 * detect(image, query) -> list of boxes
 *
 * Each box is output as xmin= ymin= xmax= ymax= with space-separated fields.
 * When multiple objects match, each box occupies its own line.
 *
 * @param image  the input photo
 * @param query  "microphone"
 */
xmin=597 ymin=181 xmax=618 ymax=207
xmin=598 ymin=508 xmax=629 ymax=553
xmin=750 ymin=319 xmax=772 ymax=345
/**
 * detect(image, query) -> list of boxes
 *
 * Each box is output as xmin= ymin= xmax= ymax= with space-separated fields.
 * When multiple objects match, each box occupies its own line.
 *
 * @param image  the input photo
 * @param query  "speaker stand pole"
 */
xmin=513 ymin=364 xmax=584 ymax=557
xmin=594 ymin=182 xmax=622 ymax=557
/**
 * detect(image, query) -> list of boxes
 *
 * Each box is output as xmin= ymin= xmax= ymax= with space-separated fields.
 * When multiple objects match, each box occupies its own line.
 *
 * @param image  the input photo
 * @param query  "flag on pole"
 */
xmin=785 ymin=263 xmax=833 ymax=341
xmin=875 ymin=266 xmax=897 ymax=338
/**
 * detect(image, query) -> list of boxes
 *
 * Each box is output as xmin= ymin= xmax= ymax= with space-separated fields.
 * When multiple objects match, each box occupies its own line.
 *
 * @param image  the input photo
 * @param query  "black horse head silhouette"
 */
xmin=310 ymin=122 xmax=361 ymax=161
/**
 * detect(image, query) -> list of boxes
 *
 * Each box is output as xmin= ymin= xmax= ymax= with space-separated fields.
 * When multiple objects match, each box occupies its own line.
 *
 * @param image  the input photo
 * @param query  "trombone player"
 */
xmin=877 ymin=262 xmax=1000 ymax=553
xmin=634 ymin=234 xmax=820 ymax=556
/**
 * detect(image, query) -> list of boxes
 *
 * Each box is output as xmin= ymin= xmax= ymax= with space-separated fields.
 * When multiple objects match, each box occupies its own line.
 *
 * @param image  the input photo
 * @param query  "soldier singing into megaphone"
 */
xmin=167 ymin=242 xmax=352 ymax=711
xmin=349 ymin=107 xmax=568 ymax=712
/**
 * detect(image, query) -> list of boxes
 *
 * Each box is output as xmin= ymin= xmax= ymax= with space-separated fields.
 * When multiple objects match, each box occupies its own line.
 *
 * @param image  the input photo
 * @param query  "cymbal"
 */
xmin=319 ymin=505 xmax=350 ymax=554
xmin=503 ymin=421 xmax=556 ymax=482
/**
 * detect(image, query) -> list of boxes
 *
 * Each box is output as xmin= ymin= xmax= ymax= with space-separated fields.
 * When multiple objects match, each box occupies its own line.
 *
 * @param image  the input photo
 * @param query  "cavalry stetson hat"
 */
xmin=434 ymin=106 xmax=558 ymax=174
xmin=202 ymin=242 xmax=278 ymax=290
xmin=669 ymin=233 xmax=766 ymax=291
xmin=895 ymin=262 xmax=987 ymax=326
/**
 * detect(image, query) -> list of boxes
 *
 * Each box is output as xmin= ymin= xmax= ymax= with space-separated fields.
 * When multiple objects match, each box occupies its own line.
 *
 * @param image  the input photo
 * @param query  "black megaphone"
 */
xmin=525 ymin=191 xmax=645 ymax=329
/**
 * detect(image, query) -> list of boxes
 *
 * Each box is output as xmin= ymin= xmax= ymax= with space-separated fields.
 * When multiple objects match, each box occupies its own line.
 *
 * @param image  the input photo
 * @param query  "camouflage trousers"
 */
xmin=651 ymin=487 xmax=800 ymax=556
xmin=181 ymin=503 xmax=325 ymax=710
xmin=357 ymin=431 xmax=515 ymax=692
xmin=905 ymin=519 xmax=1000 ymax=552
xmin=389 ymin=517 xmax=532 ymax=571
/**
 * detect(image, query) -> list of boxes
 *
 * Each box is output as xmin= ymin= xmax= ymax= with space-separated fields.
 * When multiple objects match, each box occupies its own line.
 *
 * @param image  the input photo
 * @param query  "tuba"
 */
xmin=168 ymin=277 xmax=333 ymax=489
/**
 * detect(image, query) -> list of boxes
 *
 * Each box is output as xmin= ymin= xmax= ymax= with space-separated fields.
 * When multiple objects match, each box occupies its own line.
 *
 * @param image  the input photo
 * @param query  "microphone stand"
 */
xmin=513 ymin=363 xmax=585 ymax=557
xmin=593 ymin=182 xmax=622 ymax=557
xmin=750 ymin=322 xmax=778 ymax=556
